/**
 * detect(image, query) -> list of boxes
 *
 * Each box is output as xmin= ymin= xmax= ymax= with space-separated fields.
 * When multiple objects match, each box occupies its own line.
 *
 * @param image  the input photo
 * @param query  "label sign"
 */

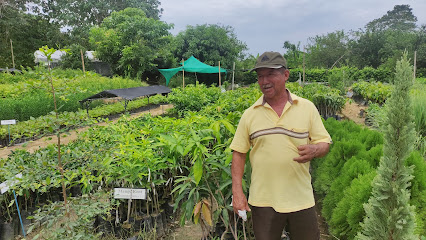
xmin=114 ymin=188 xmax=146 ymax=199
xmin=1 ymin=119 xmax=16 ymax=125
xmin=0 ymin=173 xmax=22 ymax=194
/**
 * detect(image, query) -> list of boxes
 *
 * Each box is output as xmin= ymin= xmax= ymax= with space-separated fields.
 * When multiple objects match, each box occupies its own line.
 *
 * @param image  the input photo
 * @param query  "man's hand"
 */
xmin=293 ymin=142 xmax=330 ymax=163
xmin=231 ymin=151 xmax=251 ymax=215
xmin=232 ymin=191 xmax=251 ymax=214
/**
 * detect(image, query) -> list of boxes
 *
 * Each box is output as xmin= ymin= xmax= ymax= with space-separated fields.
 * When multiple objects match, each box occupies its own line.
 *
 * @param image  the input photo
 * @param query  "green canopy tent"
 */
xmin=158 ymin=56 xmax=227 ymax=86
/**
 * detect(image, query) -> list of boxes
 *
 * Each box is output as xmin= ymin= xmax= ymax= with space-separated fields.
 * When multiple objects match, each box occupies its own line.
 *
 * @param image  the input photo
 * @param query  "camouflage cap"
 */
xmin=251 ymin=51 xmax=287 ymax=71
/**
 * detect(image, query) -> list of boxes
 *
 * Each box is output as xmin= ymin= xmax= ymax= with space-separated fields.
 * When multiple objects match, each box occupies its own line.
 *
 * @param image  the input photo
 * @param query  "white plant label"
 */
xmin=1 ymin=119 xmax=16 ymax=125
xmin=114 ymin=188 xmax=146 ymax=199
xmin=0 ymin=173 xmax=22 ymax=194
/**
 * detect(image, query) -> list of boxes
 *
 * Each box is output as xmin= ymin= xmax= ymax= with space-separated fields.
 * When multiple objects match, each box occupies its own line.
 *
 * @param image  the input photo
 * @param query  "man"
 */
xmin=230 ymin=52 xmax=332 ymax=240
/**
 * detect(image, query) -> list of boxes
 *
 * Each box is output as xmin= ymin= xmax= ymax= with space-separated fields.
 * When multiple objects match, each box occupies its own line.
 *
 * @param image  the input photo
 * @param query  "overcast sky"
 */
xmin=159 ymin=0 xmax=426 ymax=56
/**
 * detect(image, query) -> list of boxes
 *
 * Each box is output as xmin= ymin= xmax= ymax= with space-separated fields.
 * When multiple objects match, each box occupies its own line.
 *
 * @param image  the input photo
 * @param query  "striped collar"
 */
xmin=254 ymin=89 xmax=299 ymax=107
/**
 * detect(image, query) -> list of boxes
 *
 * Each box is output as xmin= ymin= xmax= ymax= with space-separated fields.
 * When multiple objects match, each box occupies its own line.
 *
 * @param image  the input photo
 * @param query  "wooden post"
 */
xmin=302 ymin=46 xmax=306 ymax=85
xmin=218 ymin=61 xmax=221 ymax=87
xmin=80 ymin=49 xmax=86 ymax=74
xmin=413 ymin=50 xmax=417 ymax=81
xmin=182 ymin=58 xmax=185 ymax=89
xmin=10 ymin=39 xmax=15 ymax=69
xmin=231 ymin=62 xmax=235 ymax=90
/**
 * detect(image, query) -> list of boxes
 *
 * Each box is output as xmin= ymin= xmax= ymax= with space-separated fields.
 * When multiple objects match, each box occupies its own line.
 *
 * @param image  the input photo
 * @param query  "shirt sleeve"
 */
xmin=309 ymin=104 xmax=332 ymax=145
xmin=230 ymin=112 xmax=251 ymax=153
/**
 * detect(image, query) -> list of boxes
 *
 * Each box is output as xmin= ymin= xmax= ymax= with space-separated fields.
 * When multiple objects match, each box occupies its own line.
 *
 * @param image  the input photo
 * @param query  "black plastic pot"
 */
xmin=95 ymin=215 xmax=114 ymax=236
xmin=0 ymin=221 xmax=15 ymax=240
xmin=18 ymin=210 xmax=32 ymax=236
xmin=141 ymin=215 xmax=152 ymax=232
xmin=152 ymin=213 xmax=164 ymax=237
xmin=70 ymin=186 xmax=82 ymax=197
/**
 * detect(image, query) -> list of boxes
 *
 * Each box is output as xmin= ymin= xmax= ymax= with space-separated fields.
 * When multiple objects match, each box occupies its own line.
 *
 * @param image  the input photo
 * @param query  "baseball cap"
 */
xmin=251 ymin=51 xmax=287 ymax=71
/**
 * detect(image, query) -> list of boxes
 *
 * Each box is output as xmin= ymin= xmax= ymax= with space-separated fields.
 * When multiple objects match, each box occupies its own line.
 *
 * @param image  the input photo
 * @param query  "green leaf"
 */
xmin=183 ymin=143 xmax=195 ymax=156
xmin=218 ymin=179 xmax=233 ymax=192
xmin=225 ymin=152 xmax=233 ymax=166
xmin=222 ymin=208 xmax=229 ymax=226
xmin=220 ymin=119 xmax=235 ymax=134
xmin=8 ymin=199 xmax=15 ymax=207
xmin=193 ymin=158 xmax=203 ymax=186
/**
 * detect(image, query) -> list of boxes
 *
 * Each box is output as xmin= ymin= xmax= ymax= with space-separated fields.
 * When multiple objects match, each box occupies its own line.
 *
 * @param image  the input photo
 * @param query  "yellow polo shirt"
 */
xmin=230 ymin=91 xmax=332 ymax=213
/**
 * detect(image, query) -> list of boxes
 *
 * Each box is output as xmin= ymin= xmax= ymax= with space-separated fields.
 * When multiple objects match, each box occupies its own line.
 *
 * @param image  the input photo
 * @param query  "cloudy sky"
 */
xmin=159 ymin=0 xmax=426 ymax=56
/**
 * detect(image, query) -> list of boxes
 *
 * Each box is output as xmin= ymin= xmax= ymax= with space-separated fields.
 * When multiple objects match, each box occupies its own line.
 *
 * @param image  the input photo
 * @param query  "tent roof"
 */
xmin=158 ymin=56 xmax=226 ymax=85
xmin=79 ymin=85 xmax=171 ymax=103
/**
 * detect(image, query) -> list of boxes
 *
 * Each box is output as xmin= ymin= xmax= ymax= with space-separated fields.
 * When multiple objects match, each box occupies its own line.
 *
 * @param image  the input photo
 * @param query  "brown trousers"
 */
xmin=251 ymin=206 xmax=320 ymax=240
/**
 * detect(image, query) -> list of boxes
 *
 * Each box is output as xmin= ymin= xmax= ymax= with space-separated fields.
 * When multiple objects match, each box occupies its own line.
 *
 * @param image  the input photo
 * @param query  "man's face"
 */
xmin=256 ymin=68 xmax=289 ymax=100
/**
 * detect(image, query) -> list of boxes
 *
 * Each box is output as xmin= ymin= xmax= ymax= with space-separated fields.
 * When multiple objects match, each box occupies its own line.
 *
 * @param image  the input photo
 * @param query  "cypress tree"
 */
xmin=356 ymin=53 xmax=418 ymax=240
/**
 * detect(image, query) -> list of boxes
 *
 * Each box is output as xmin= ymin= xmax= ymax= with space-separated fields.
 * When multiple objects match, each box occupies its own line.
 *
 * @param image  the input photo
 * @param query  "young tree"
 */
xmin=90 ymin=8 xmax=173 ymax=81
xmin=356 ymin=53 xmax=418 ymax=240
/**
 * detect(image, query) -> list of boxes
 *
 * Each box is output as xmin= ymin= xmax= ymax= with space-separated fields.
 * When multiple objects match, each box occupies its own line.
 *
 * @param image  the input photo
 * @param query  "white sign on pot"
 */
xmin=114 ymin=188 xmax=146 ymax=200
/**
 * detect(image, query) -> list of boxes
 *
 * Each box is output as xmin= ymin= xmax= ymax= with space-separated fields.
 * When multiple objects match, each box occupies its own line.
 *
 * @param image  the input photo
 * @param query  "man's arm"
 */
xmin=293 ymin=142 xmax=330 ymax=163
xmin=231 ymin=151 xmax=251 ymax=213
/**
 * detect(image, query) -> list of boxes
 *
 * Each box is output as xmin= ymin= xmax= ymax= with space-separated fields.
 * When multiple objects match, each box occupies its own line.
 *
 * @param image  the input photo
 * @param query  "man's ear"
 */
xmin=283 ymin=69 xmax=290 ymax=81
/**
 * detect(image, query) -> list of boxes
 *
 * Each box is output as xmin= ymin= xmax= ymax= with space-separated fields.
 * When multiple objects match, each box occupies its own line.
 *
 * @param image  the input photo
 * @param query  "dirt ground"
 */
xmin=167 ymin=221 xmax=203 ymax=240
xmin=341 ymin=101 xmax=367 ymax=125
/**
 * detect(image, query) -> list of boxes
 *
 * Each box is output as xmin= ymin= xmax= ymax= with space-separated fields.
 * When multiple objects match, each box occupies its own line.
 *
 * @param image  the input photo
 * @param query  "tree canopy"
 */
xmin=0 ymin=5 xmax=66 ymax=67
xmin=366 ymin=4 xmax=417 ymax=32
xmin=173 ymin=24 xmax=247 ymax=70
xmin=89 ymin=8 xmax=174 ymax=81
xmin=283 ymin=4 xmax=426 ymax=73
xmin=306 ymin=30 xmax=348 ymax=68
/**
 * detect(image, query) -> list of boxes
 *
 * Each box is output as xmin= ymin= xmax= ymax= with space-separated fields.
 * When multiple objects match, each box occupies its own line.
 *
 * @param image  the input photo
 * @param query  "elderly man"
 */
xmin=230 ymin=52 xmax=332 ymax=240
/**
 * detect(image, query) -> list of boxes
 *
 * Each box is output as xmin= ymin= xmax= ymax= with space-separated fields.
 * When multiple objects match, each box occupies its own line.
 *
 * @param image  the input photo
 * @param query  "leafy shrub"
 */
xmin=287 ymin=82 xmax=346 ymax=118
xmin=329 ymin=172 xmax=376 ymax=240
xmin=406 ymin=151 xmax=426 ymax=236
xmin=167 ymin=84 xmax=221 ymax=117
xmin=314 ymin=117 xmax=425 ymax=239
xmin=314 ymin=139 xmax=366 ymax=196
xmin=60 ymin=44 xmax=92 ymax=70
xmin=351 ymin=81 xmax=392 ymax=104
xmin=322 ymin=157 xmax=374 ymax=221
xmin=0 ymin=95 xmax=166 ymax=145
xmin=287 ymin=66 xmax=393 ymax=83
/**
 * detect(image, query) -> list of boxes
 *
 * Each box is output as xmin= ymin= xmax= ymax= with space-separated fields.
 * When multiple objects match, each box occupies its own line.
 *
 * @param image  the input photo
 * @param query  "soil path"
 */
xmin=0 ymin=104 xmax=173 ymax=159
xmin=341 ymin=101 xmax=367 ymax=125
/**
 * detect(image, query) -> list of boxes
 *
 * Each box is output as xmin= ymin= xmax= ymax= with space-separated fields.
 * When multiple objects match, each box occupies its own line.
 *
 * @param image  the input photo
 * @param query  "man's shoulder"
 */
xmin=291 ymin=93 xmax=315 ymax=108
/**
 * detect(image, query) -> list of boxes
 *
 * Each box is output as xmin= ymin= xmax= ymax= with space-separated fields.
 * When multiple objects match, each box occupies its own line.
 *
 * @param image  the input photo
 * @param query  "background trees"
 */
xmin=89 ymin=8 xmax=174 ymax=82
xmin=283 ymin=41 xmax=303 ymax=68
xmin=1 ymin=2 xmax=426 ymax=83
xmin=37 ymin=0 xmax=163 ymax=48
xmin=0 ymin=5 xmax=66 ymax=67
xmin=284 ymin=4 xmax=426 ymax=74
xmin=305 ymin=30 xmax=349 ymax=68
xmin=173 ymin=24 xmax=247 ymax=70
xmin=365 ymin=4 xmax=417 ymax=32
